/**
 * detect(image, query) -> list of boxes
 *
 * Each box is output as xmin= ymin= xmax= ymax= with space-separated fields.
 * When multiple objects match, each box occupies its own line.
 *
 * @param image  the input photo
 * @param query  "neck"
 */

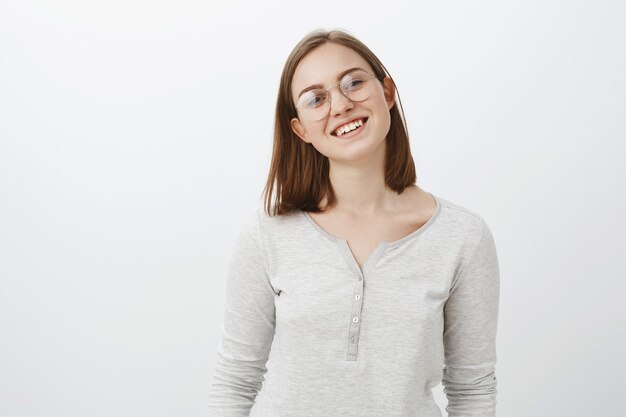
xmin=326 ymin=140 xmax=408 ymax=217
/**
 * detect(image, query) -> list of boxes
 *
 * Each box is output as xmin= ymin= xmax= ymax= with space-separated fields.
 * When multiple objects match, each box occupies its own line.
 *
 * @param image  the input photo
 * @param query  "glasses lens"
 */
xmin=295 ymin=70 xmax=376 ymax=121
xmin=297 ymin=89 xmax=329 ymax=121
xmin=340 ymin=70 xmax=374 ymax=102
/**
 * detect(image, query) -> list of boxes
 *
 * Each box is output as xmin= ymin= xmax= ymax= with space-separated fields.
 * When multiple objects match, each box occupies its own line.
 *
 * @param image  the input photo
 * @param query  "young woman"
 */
xmin=208 ymin=29 xmax=500 ymax=417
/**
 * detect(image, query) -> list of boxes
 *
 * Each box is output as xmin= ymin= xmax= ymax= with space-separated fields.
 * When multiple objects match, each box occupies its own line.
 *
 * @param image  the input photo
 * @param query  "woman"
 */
xmin=208 ymin=29 xmax=500 ymax=417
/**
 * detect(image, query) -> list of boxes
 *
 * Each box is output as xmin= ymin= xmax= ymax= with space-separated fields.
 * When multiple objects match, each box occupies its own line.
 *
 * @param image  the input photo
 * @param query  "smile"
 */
xmin=332 ymin=118 xmax=368 ymax=137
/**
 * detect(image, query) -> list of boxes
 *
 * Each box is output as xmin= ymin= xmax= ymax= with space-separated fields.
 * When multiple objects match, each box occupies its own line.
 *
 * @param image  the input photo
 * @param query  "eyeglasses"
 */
xmin=295 ymin=69 xmax=377 ymax=121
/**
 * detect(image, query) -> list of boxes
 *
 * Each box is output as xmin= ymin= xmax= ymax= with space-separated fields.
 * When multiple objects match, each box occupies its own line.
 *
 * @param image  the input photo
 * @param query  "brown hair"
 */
xmin=262 ymin=29 xmax=416 ymax=216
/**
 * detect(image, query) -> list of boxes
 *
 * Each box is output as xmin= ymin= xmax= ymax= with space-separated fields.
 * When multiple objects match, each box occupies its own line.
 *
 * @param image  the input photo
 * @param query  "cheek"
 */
xmin=371 ymin=88 xmax=391 ymax=114
xmin=375 ymin=113 xmax=392 ymax=140
xmin=380 ymin=112 xmax=392 ymax=137
xmin=373 ymin=95 xmax=392 ymax=132
xmin=305 ymin=120 xmax=328 ymax=137
xmin=309 ymin=140 xmax=333 ymax=159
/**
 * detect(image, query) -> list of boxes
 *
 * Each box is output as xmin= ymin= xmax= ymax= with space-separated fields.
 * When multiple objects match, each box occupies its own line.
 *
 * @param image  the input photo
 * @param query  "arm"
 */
xmin=442 ymin=218 xmax=500 ymax=417
xmin=208 ymin=209 xmax=276 ymax=417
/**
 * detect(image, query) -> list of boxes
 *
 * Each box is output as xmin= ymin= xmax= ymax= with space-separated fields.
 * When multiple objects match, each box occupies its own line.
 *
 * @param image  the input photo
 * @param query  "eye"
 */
xmin=341 ymin=72 xmax=367 ymax=92
xmin=344 ymin=79 xmax=364 ymax=90
xmin=302 ymin=91 xmax=327 ymax=108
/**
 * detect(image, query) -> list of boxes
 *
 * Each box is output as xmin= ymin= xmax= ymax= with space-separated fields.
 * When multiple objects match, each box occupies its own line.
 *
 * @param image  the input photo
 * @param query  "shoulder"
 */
xmin=235 ymin=205 xmax=308 ymax=268
xmin=435 ymin=194 xmax=484 ymax=223
xmin=253 ymin=204 xmax=302 ymax=229
xmin=434 ymin=193 xmax=487 ymax=228
xmin=431 ymin=193 xmax=496 ymax=257
xmin=239 ymin=204 xmax=305 ymax=243
xmin=229 ymin=205 xmax=303 ymax=266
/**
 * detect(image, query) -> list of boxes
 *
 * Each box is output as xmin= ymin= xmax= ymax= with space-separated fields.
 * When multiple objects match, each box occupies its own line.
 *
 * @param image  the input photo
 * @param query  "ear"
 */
xmin=290 ymin=117 xmax=310 ymax=143
xmin=383 ymin=77 xmax=396 ymax=110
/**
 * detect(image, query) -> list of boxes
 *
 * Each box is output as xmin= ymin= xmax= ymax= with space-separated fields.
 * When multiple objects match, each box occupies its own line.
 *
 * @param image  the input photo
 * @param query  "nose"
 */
xmin=328 ymin=85 xmax=354 ymax=117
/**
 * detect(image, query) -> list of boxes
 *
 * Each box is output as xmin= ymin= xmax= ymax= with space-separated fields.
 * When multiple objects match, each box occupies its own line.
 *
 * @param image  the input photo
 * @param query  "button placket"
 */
xmin=347 ymin=270 xmax=365 ymax=360
xmin=341 ymin=242 xmax=389 ymax=361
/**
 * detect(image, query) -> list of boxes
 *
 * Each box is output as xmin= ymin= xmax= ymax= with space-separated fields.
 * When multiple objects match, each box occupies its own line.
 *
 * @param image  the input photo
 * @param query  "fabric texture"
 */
xmin=208 ymin=193 xmax=500 ymax=417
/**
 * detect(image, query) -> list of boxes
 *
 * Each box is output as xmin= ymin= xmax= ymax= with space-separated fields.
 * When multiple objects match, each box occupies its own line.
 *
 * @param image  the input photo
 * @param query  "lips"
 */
xmin=331 ymin=117 xmax=369 ymax=137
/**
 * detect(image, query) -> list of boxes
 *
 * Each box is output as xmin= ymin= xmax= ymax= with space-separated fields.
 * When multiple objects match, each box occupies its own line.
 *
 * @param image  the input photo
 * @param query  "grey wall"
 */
xmin=1 ymin=0 xmax=624 ymax=416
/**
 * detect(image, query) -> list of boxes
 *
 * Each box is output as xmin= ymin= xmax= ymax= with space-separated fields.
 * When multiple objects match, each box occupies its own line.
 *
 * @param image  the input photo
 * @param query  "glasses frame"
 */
xmin=294 ymin=69 xmax=378 ymax=121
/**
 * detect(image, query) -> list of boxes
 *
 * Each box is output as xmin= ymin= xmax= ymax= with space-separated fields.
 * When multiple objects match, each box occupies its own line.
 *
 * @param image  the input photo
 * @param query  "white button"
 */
xmin=352 ymin=316 xmax=359 ymax=323
xmin=351 ymin=336 xmax=356 ymax=343
xmin=355 ymin=294 xmax=361 ymax=301
xmin=358 ymin=276 xmax=362 ymax=281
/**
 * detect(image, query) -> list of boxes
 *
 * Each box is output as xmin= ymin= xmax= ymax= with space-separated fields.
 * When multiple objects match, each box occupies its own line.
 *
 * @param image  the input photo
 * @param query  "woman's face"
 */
xmin=290 ymin=42 xmax=395 ymax=164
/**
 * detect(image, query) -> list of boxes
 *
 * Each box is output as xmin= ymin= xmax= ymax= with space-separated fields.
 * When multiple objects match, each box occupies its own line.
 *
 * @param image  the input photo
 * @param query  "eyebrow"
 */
xmin=297 ymin=67 xmax=367 ymax=99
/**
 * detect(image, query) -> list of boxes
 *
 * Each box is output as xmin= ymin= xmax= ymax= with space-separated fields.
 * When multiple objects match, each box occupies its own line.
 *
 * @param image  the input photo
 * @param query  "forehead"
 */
xmin=291 ymin=42 xmax=373 ymax=99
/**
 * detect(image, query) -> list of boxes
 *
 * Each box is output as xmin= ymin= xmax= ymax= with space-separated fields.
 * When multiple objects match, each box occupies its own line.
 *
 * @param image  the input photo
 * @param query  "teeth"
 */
xmin=335 ymin=119 xmax=364 ymax=136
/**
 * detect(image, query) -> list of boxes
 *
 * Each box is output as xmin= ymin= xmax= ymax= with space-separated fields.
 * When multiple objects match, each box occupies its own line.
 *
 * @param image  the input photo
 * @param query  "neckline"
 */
xmin=301 ymin=192 xmax=442 ymax=249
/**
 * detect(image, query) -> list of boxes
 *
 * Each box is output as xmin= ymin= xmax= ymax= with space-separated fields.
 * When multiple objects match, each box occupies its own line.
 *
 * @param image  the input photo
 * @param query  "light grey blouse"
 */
xmin=208 ymin=193 xmax=500 ymax=416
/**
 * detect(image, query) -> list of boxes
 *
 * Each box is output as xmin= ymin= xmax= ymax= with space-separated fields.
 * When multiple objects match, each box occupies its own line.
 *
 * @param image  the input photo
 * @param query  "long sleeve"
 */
xmin=208 ymin=209 xmax=276 ymax=417
xmin=442 ymin=217 xmax=500 ymax=417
